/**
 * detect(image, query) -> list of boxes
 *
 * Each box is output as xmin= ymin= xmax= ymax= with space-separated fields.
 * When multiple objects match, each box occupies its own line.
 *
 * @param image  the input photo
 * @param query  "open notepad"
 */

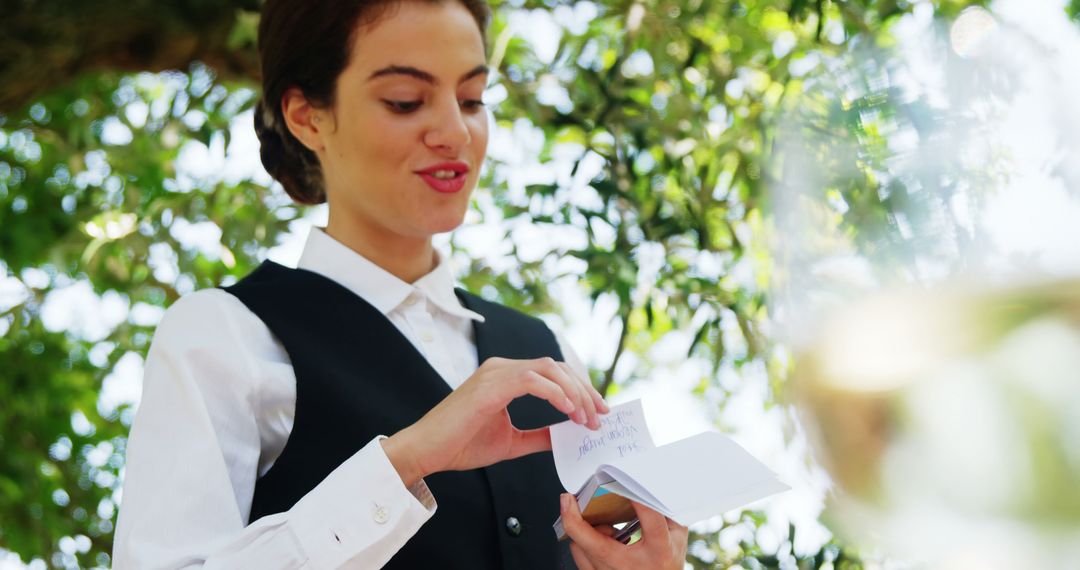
xmin=550 ymin=399 xmax=788 ymax=540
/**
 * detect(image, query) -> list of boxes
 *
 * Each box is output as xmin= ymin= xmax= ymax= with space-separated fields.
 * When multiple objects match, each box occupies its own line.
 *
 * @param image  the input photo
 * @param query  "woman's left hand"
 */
xmin=560 ymin=493 xmax=689 ymax=570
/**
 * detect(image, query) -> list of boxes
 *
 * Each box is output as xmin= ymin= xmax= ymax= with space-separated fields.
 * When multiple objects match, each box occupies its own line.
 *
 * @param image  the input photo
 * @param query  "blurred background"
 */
xmin=2 ymin=0 xmax=1078 ymax=568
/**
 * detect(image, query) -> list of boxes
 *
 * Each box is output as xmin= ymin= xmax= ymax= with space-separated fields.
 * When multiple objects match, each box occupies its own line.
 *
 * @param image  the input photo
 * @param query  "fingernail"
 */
xmin=560 ymin=494 xmax=568 ymax=512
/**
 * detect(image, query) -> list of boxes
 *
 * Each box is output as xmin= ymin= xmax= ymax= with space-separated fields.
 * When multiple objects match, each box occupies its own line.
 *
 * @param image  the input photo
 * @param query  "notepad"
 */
xmin=550 ymin=399 xmax=789 ymax=540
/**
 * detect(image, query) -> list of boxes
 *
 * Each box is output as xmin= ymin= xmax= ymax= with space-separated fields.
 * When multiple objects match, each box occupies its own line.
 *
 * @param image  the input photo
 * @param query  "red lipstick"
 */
xmin=416 ymin=162 xmax=470 ymax=193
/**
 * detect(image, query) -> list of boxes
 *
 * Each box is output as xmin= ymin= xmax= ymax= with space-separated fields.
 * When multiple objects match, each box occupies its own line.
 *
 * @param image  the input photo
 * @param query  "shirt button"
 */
xmin=373 ymin=505 xmax=391 ymax=524
xmin=420 ymin=330 xmax=435 ymax=343
xmin=404 ymin=295 xmax=418 ymax=306
xmin=505 ymin=516 xmax=522 ymax=537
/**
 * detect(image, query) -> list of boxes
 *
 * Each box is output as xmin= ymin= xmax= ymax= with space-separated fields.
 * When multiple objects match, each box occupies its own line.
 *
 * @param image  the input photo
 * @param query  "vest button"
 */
xmin=505 ymin=516 xmax=522 ymax=537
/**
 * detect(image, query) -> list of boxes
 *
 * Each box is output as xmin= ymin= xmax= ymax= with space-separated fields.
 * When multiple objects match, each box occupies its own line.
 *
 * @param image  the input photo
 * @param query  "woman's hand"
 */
xmin=381 ymin=356 xmax=608 ymax=486
xmin=561 ymin=494 xmax=689 ymax=570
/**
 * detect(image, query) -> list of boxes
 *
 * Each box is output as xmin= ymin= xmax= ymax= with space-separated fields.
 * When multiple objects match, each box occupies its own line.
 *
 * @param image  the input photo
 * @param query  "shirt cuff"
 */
xmin=406 ymin=479 xmax=436 ymax=511
xmin=288 ymin=436 xmax=437 ymax=569
xmin=380 ymin=435 xmax=436 ymax=511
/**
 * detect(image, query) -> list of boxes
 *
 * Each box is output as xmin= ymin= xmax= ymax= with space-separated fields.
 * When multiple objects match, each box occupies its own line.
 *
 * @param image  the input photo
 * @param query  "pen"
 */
xmin=613 ymin=518 xmax=640 ymax=544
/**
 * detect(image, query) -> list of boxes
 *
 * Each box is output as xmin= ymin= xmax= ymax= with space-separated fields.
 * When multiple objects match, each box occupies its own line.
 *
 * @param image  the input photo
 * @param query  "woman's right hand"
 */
xmin=381 ymin=356 xmax=608 ymax=486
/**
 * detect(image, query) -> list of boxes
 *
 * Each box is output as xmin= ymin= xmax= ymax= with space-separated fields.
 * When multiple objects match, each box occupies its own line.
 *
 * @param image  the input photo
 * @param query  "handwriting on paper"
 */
xmin=577 ymin=408 xmax=645 ymax=460
xmin=550 ymin=398 xmax=657 ymax=491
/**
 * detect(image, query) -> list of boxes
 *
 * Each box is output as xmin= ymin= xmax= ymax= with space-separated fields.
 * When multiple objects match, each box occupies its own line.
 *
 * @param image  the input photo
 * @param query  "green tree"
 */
xmin=1 ymin=0 xmax=1018 ymax=567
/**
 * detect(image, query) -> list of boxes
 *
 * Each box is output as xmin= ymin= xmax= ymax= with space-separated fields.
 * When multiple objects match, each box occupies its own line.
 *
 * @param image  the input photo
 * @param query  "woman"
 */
xmin=114 ymin=0 xmax=689 ymax=568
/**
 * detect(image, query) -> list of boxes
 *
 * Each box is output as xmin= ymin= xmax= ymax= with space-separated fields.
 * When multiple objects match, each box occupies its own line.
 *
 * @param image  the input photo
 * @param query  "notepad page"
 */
xmin=601 ymin=479 xmax=675 ymax=519
xmin=550 ymin=399 xmax=656 ymax=492
xmin=596 ymin=465 xmax=667 ymax=512
xmin=675 ymin=477 xmax=790 ymax=525
xmin=606 ymin=431 xmax=787 ymax=526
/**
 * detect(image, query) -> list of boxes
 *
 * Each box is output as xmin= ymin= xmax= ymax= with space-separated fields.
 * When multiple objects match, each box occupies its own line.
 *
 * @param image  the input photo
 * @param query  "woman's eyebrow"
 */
xmin=367 ymin=64 xmax=489 ymax=85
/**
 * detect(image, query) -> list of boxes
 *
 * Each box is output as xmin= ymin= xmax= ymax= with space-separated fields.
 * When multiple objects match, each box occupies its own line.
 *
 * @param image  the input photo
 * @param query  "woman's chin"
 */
xmin=423 ymin=215 xmax=468 ymax=236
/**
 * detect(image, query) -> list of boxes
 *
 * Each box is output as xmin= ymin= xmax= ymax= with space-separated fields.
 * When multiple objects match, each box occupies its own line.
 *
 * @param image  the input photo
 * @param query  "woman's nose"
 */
xmin=423 ymin=98 xmax=471 ymax=153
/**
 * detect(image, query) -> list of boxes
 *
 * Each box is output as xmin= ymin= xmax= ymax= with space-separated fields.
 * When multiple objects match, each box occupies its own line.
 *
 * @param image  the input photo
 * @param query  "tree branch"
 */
xmin=599 ymin=305 xmax=631 ymax=396
xmin=0 ymin=0 xmax=261 ymax=113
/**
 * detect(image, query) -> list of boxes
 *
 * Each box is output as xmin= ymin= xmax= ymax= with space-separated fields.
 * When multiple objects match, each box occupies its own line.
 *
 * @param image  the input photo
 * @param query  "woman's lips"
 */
xmin=416 ymin=162 xmax=470 ymax=193
xmin=418 ymin=171 xmax=467 ymax=193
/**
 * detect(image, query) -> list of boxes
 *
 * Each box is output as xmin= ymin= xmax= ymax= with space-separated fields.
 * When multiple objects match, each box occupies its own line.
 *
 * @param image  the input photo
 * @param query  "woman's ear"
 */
xmin=281 ymin=87 xmax=330 ymax=153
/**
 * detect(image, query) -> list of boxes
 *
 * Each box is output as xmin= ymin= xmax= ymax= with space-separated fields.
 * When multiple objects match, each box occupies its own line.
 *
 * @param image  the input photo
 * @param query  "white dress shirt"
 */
xmin=114 ymin=228 xmax=588 ymax=569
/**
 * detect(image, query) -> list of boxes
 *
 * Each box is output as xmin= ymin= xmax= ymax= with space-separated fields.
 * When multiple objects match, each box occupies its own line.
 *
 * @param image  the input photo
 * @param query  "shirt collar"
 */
xmin=296 ymin=227 xmax=484 ymax=322
xmin=412 ymin=254 xmax=486 ymax=322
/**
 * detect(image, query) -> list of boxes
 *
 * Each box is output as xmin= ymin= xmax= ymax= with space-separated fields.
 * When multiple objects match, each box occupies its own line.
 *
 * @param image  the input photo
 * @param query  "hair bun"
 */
xmin=253 ymin=101 xmax=284 ymax=175
xmin=252 ymin=98 xmax=326 ymax=205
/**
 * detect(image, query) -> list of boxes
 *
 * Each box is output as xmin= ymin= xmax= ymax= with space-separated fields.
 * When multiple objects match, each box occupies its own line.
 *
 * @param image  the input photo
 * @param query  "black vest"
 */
xmin=223 ymin=261 xmax=575 ymax=569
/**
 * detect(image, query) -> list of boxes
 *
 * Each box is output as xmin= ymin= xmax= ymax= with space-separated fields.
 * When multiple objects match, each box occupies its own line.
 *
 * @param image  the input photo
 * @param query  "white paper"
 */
xmin=549 ymin=399 xmax=655 ymax=491
xmin=549 ymin=399 xmax=789 ymax=528
xmin=603 ymin=431 xmax=789 ymax=526
xmin=676 ymin=478 xmax=790 ymax=526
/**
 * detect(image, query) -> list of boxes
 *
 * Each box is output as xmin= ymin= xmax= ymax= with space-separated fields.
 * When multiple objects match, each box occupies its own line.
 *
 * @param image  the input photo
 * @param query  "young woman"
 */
xmin=113 ymin=0 xmax=689 ymax=568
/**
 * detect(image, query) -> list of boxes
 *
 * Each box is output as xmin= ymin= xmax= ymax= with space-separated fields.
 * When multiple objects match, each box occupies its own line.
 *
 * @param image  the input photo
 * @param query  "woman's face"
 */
xmin=312 ymin=1 xmax=489 ymax=244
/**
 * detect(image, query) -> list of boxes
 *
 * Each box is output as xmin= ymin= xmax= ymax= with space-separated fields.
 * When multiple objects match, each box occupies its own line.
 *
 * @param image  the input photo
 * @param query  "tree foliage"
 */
xmin=0 ymin=0 xmax=999 ymax=567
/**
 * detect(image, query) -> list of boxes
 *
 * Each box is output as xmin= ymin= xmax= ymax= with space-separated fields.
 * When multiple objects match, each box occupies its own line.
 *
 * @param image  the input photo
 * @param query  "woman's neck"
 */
xmin=324 ymin=219 xmax=436 ymax=284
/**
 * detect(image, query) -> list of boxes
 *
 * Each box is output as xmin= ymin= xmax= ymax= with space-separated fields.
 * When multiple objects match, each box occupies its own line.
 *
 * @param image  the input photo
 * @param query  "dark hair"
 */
xmin=254 ymin=0 xmax=491 ymax=205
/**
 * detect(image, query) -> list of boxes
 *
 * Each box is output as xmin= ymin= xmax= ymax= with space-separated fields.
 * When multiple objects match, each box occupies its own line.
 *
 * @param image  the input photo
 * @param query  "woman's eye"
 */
xmin=461 ymin=99 xmax=486 ymax=111
xmin=382 ymin=99 xmax=422 ymax=113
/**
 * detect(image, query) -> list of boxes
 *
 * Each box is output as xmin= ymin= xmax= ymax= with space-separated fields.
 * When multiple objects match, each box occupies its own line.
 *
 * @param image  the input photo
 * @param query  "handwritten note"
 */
xmin=550 ymin=398 xmax=790 ymax=536
xmin=550 ymin=399 xmax=656 ymax=491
